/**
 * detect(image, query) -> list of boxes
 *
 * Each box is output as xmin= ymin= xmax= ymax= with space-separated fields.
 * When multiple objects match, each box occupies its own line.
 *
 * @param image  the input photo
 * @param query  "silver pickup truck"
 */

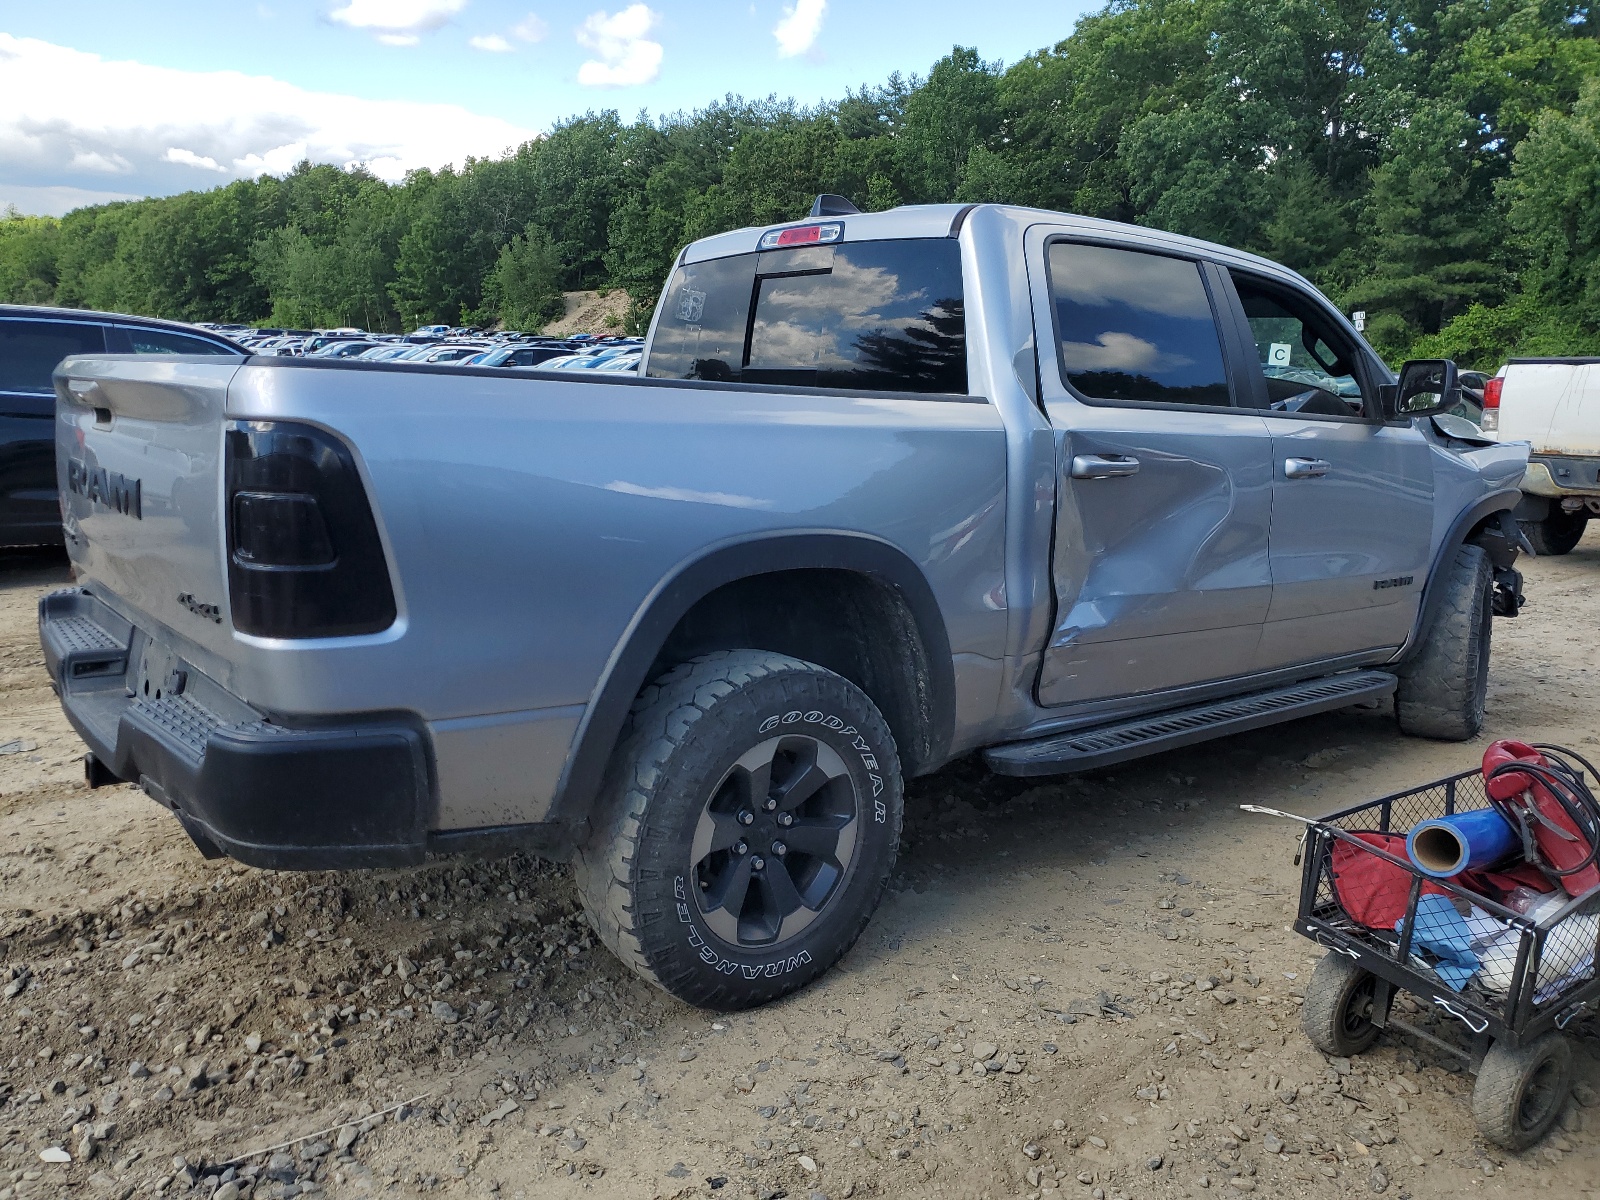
xmin=42 ymin=201 xmax=1530 ymax=1009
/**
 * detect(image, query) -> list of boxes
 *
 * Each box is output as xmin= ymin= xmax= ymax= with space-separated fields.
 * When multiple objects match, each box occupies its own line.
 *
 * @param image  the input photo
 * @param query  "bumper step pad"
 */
xmin=39 ymin=587 xmax=431 ymax=870
xmin=985 ymin=670 xmax=1397 ymax=777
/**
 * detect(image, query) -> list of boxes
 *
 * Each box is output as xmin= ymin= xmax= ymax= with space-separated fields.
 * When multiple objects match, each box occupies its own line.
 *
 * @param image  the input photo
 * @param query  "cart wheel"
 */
xmin=1302 ymin=954 xmax=1381 ymax=1056
xmin=1471 ymin=1032 xmax=1572 ymax=1151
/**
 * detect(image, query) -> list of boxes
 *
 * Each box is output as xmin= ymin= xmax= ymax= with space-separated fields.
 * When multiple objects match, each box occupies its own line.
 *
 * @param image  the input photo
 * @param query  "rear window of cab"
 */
xmin=647 ymin=238 xmax=967 ymax=395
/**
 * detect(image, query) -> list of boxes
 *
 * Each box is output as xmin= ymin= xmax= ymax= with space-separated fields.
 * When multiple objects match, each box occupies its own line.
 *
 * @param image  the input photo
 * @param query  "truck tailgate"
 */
xmin=1501 ymin=361 xmax=1600 ymax=456
xmin=55 ymin=354 xmax=243 ymax=654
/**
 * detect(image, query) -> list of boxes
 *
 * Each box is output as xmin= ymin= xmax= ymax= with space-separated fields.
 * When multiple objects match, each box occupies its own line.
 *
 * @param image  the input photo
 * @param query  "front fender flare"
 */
xmin=1393 ymin=488 xmax=1522 ymax=664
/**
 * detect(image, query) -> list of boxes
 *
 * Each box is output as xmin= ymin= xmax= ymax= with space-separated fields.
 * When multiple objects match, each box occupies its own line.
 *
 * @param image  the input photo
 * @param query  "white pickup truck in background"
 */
xmin=1486 ymin=358 xmax=1600 ymax=555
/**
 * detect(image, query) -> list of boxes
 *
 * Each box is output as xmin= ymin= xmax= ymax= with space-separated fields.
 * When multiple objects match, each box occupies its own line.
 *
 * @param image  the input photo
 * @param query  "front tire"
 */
xmin=1395 ymin=543 xmax=1492 ymax=741
xmin=1520 ymin=509 xmax=1588 ymax=557
xmin=1301 ymin=954 xmax=1381 ymax=1057
xmin=575 ymin=650 xmax=903 ymax=1010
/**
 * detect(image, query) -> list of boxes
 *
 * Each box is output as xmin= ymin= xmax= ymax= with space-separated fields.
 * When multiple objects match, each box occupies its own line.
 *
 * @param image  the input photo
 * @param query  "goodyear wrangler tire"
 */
xmin=575 ymin=650 xmax=903 ymax=1010
xmin=1395 ymin=543 xmax=1492 ymax=741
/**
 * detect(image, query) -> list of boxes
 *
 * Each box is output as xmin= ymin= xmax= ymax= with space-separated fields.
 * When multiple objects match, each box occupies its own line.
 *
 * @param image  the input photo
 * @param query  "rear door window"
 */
xmin=1047 ymin=242 xmax=1231 ymax=408
xmin=0 ymin=320 xmax=106 ymax=395
xmin=648 ymin=238 xmax=967 ymax=394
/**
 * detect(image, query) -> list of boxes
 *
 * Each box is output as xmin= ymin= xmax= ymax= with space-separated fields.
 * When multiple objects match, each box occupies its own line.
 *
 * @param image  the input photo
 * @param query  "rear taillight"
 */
xmin=1482 ymin=376 xmax=1502 ymax=432
xmin=225 ymin=421 xmax=396 ymax=638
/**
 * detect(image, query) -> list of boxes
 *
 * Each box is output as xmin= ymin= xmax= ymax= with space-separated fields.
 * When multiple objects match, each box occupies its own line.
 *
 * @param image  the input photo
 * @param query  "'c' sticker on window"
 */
xmin=1267 ymin=343 xmax=1293 ymax=366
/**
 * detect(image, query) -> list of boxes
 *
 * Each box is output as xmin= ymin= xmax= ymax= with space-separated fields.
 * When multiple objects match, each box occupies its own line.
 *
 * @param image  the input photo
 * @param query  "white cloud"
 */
xmin=69 ymin=149 xmax=132 ymax=174
xmin=773 ymin=0 xmax=825 ymax=58
xmin=163 ymin=147 xmax=227 ymax=172
xmin=576 ymin=5 xmax=663 ymax=87
xmin=0 ymin=34 xmax=537 ymax=213
xmin=328 ymin=0 xmax=467 ymax=43
xmin=468 ymin=33 xmax=514 ymax=51
xmin=1061 ymin=332 xmax=1195 ymax=375
xmin=513 ymin=13 xmax=550 ymax=42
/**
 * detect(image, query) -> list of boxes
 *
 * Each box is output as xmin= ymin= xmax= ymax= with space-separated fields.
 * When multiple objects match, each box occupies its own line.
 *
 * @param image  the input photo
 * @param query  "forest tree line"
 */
xmin=1 ymin=0 xmax=1596 ymax=366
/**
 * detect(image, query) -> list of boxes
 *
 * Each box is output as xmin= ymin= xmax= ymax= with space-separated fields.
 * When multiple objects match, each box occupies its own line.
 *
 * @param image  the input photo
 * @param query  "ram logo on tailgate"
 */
xmin=66 ymin=459 xmax=142 ymax=519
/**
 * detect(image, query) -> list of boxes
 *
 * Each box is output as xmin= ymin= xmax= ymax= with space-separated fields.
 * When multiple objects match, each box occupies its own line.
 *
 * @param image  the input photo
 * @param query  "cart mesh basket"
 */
xmin=1296 ymin=769 xmax=1600 ymax=1046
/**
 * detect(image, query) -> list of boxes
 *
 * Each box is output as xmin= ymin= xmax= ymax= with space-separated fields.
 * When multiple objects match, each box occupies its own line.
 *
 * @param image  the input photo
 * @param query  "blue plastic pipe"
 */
xmin=1406 ymin=809 xmax=1518 ymax=878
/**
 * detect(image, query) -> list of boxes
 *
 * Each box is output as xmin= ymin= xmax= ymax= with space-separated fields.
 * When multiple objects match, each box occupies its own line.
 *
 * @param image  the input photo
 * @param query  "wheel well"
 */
xmin=649 ymin=569 xmax=940 ymax=774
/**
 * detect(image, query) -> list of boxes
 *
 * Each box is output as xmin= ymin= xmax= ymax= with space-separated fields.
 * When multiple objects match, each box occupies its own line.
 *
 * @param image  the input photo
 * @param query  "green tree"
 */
xmin=1504 ymin=76 xmax=1600 ymax=333
xmin=896 ymin=47 xmax=1001 ymax=203
xmin=0 ymin=209 xmax=60 ymax=304
xmin=481 ymin=224 xmax=566 ymax=331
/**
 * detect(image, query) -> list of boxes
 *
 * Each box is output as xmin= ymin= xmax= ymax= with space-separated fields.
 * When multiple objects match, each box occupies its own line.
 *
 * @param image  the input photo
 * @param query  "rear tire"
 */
xmin=1471 ymin=1032 xmax=1572 ymax=1151
xmin=1301 ymin=954 xmax=1381 ymax=1057
xmin=575 ymin=650 xmax=903 ymax=1010
xmin=1520 ymin=509 xmax=1588 ymax=556
xmin=1395 ymin=543 xmax=1492 ymax=741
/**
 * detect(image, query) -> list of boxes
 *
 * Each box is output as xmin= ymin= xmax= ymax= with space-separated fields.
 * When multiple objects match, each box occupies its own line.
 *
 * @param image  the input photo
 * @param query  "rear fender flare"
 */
xmin=548 ymin=532 xmax=955 ymax=831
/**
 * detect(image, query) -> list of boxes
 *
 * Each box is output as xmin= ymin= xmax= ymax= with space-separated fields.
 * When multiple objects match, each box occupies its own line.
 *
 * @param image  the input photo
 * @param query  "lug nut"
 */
xmin=771 ymin=841 xmax=787 ymax=857
xmin=763 ymin=798 xmax=778 ymax=812
xmin=733 ymin=840 xmax=748 ymax=855
xmin=737 ymin=810 xmax=754 ymax=826
xmin=777 ymin=812 xmax=794 ymax=827
xmin=751 ymin=856 xmax=766 ymax=870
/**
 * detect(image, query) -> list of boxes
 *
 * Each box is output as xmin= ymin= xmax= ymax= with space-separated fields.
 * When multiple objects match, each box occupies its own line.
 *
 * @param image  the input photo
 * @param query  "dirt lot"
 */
xmin=2 ymin=534 xmax=1600 ymax=1200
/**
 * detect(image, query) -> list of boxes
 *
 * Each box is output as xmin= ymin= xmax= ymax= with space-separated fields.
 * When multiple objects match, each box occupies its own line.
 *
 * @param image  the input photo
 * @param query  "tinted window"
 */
xmin=647 ymin=238 xmax=967 ymax=394
xmin=121 ymin=325 xmax=234 ymax=355
xmin=1229 ymin=273 xmax=1364 ymax=417
xmin=0 ymin=320 xmax=106 ymax=394
xmin=1048 ymin=243 xmax=1230 ymax=407
xmin=745 ymin=240 xmax=966 ymax=393
xmin=647 ymin=254 xmax=757 ymax=382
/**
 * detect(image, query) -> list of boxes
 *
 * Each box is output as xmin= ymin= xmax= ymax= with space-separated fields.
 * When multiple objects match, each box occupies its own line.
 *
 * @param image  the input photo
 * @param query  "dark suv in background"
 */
xmin=0 ymin=306 xmax=243 ymax=547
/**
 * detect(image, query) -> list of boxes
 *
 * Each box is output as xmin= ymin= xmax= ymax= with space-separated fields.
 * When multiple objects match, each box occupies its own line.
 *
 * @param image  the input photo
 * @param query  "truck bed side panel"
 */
xmin=223 ymin=364 xmax=1009 ymax=828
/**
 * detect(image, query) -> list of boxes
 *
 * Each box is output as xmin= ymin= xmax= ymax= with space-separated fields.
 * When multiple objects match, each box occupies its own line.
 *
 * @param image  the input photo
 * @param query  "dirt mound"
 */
xmin=540 ymin=291 xmax=632 ymax=338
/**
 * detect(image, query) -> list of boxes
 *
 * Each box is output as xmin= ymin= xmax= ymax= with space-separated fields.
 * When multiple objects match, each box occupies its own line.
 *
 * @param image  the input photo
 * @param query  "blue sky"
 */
xmin=0 ymin=1 xmax=1100 ymax=215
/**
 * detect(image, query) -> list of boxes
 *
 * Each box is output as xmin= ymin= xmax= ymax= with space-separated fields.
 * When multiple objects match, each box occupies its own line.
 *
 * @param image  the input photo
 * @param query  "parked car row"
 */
xmin=0 ymin=309 xmax=642 ymax=550
xmin=192 ymin=322 xmax=644 ymax=374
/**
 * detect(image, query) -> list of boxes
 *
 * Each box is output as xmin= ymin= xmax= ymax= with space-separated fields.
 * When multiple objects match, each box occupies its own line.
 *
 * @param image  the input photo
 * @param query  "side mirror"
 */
xmin=1392 ymin=358 xmax=1460 ymax=419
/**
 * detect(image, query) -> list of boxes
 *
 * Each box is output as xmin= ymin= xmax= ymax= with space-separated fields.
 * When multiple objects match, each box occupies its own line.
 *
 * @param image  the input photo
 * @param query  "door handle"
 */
xmin=1071 ymin=454 xmax=1141 ymax=479
xmin=1283 ymin=458 xmax=1331 ymax=479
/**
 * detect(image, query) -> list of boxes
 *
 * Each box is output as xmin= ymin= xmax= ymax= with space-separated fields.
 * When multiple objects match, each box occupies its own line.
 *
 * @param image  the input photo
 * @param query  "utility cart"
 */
xmin=1293 ymin=767 xmax=1600 ymax=1149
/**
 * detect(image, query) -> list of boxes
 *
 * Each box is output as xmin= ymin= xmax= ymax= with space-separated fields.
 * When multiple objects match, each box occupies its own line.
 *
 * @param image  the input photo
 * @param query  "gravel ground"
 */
xmin=2 ymin=534 xmax=1599 ymax=1200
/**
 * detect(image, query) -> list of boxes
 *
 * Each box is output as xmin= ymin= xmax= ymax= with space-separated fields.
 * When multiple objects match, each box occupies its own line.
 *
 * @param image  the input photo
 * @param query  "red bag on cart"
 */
xmin=1483 ymin=740 xmax=1600 ymax=897
xmin=1330 ymin=832 xmax=1449 ymax=929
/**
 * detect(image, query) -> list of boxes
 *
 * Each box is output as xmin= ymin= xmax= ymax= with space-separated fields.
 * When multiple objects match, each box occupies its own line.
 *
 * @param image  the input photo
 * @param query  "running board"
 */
xmin=984 ymin=671 xmax=1398 ymax=777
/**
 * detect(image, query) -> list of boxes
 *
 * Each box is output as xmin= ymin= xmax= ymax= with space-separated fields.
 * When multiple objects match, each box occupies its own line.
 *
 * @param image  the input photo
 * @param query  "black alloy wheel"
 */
xmin=690 ymin=734 xmax=860 ymax=947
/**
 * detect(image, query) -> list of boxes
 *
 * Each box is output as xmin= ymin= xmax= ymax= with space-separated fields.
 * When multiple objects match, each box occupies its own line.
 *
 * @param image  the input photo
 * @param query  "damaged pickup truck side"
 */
xmin=43 ymin=202 xmax=1530 ymax=1009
